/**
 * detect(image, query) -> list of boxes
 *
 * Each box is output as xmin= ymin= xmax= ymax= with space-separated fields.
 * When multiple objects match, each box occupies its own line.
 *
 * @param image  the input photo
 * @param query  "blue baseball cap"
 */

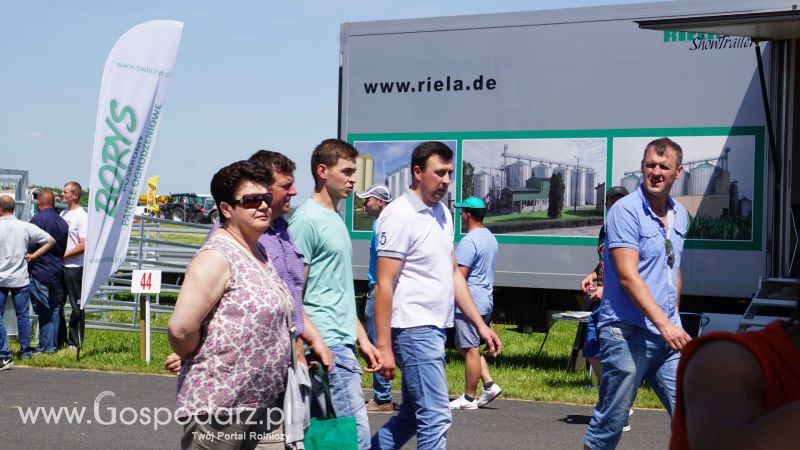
xmin=454 ymin=197 xmax=486 ymax=209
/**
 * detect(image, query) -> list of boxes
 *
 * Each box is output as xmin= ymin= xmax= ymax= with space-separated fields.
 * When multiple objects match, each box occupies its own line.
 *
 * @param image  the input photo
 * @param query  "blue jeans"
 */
xmin=0 ymin=285 xmax=32 ymax=358
xmin=584 ymin=322 xmax=680 ymax=449
xmin=371 ymin=326 xmax=451 ymax=450
xmin=364 ymin=286 xmax=393 ymax=402
xmin=311 ymin=344 xmax=370 ymax=450
xmin=29 ymin=278 xmax=63 ymax=353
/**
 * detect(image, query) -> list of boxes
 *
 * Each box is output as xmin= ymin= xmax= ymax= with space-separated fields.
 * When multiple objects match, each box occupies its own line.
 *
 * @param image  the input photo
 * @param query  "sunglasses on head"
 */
xmin=229 ymin=193 xmax=272 ymax=209
xmin=664 ymin=239 xmax=675 ymax=268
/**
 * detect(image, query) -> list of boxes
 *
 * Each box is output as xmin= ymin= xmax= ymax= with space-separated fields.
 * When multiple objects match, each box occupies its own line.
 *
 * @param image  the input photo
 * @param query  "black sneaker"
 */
xmin=0 ymin=357 xmax=13 ymax=371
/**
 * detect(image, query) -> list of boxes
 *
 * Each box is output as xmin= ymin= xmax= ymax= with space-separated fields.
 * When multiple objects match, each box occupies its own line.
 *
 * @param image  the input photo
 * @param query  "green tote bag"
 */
xmin=304 ymin=367 xmax=358 ymax=450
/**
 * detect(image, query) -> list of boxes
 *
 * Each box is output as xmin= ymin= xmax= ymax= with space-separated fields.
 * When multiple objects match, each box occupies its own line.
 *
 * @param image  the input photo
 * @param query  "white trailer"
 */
xmin=339 ymin=1 xmax=800 ymax=326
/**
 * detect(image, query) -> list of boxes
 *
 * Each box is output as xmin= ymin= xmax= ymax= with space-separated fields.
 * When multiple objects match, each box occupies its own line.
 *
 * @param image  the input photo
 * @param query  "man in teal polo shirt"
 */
xmin=289 ymin=138 xmax=381 ymax=450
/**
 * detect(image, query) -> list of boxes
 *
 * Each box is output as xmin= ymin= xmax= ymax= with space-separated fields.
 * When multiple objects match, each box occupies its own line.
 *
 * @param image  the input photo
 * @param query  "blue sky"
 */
xmin=1 ymin=0 xmax=651 ymax=200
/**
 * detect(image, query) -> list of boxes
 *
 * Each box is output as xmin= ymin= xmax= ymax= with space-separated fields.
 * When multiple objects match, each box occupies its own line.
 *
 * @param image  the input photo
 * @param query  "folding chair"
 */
xmin=679 ymin=312 xmax=710 ymax=339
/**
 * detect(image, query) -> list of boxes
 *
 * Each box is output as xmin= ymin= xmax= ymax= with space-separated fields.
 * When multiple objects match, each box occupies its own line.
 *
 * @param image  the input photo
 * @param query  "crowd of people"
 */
xmin=165 ymin=137 xmax=799 ymax=449
xmin=3 ymin=137 xmax=798 ymax=449
xmin=0 ymin=182 xmax=87 ymax=370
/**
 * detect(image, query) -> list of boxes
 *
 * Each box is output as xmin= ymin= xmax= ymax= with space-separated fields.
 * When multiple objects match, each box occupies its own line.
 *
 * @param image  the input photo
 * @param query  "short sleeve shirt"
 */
xmin=29 ymin=208 xmax=69 ymax=283
xmin=376 ymin=190 xmax=454 ymax=329
xmin=368 ymin=220 xmax=378 ymax=287
xmin=288 ymin=199 xmax=357 ymax=347
xmin=455 ymin=227 xmax=498 ymax=316
xmin=598 ymin=185 xmax=687 ymax=334
xmin=0 ymin=216 xmax=52 ymax=288
xmin=61 ymin=207 xmax=88 ymax=267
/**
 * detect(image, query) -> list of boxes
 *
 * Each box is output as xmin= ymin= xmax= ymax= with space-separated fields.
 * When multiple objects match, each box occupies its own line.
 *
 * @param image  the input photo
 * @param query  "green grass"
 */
xmin=12 ymin=315 xmax=663 ymax=408
xmin=131 ymin=224 xmax=207 ymax=246
xmin=355 ymin=322 xmax=663 ymax=408
xmin=485 ymin=208 xmax=601 ymax=225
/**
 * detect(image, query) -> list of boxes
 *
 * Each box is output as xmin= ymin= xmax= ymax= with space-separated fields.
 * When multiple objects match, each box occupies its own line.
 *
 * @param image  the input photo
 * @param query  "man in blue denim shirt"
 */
xmin=584 ymin=137 xmax=691 ymax=450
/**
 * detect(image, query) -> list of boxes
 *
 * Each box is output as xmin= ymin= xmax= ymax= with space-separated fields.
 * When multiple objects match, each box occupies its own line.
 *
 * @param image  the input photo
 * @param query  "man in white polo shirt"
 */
xmin=370 ymin=141 xmax=502 ymax=450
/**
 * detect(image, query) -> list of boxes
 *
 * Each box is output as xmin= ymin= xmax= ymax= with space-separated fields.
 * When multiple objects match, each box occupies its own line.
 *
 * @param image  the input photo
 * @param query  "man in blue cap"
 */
xmin=449 ymin=196 xmax=501 ymax=410
xmin=356 ymin=184 xmax=395 ymax=413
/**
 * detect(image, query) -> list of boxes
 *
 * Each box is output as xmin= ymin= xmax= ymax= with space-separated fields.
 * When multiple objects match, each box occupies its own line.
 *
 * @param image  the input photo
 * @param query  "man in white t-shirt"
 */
xmin=59 ymin=181 xmax=87 ymax=348
xmin=370 ymin=141 xmax=502 ymax=449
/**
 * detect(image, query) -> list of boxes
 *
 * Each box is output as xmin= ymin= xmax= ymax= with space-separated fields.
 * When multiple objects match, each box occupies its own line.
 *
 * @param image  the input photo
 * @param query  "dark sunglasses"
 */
xmin=229 ymin=193 xmax=272 ymax=209
xmin=664 ymin=239 xmax=675 ymax=268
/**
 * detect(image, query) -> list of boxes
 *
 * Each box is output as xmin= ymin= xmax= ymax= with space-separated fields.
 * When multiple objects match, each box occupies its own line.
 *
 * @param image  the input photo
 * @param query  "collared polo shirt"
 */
xmin=0 ymin=215 xmax=52 ymax=288
xmin=598 ymin=185 xmax=687 ymax=334
xmin=29 ymin=207 xmax=69 ymax=284
xmin=376 ymin=189 xmax=454 ymax=329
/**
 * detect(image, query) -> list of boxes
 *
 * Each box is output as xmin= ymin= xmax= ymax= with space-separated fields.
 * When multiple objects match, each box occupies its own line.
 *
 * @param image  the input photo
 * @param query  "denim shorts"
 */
xmin=453 ymin=312 xmax=490 ymax=349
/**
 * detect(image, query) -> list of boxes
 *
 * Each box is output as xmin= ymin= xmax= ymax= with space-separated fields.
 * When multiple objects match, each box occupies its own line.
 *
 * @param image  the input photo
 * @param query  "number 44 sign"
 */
xmin=131 ymin=270 xmax=162 ymax=294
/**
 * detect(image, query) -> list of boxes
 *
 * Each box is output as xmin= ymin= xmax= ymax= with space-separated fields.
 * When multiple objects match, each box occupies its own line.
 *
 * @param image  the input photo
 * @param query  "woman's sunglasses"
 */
xmin=229 ymin=193 xmax=272 ymax=209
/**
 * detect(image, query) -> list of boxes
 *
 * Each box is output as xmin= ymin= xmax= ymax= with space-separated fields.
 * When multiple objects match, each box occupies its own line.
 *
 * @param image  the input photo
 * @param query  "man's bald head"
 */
xmin=38 ymin=190 xmax=56 ymax=209
xmin=0 ymin=195 xmax=15 ymax=214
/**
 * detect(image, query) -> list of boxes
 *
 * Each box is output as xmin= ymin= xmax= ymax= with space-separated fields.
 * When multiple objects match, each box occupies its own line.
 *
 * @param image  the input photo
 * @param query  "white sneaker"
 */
xmin=449 ymin=394 xmax=478 ymax=410
xmin=622 ymin=408 xmax=634 ymax=432
xmin=477 ymin=383 xmax=502 ymax=407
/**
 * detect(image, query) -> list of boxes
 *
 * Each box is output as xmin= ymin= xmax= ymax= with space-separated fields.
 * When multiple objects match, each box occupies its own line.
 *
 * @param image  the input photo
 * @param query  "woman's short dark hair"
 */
xmin=411 ymin=141 xmax=453 ymax=173
xmin=210 ymin=160 xmax=272 ymax=224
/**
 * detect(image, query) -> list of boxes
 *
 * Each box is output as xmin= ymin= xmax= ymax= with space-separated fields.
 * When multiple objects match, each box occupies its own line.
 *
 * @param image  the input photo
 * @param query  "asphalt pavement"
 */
xmin=0 ymin=367 xmax=670 ymax=449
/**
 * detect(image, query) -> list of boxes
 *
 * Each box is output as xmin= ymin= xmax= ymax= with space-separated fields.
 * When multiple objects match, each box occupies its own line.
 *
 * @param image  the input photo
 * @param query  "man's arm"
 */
xmin=25 ymin=236 xmax=55 ymax=263
xmin=375 ymin=255 xmax=402 ymax=380
xmin=452 ymin=255 xmax=502 ymax=357
xmin=356 ymin=319 xmax=382 ymax=372
xmin=63 ymin=237 xmax=85 ymax=260
xmin=683 ymin=340 xmax=800 ymax=449
xmin=300 ymin=313 xmax=333 ymax=372
xmin=610 ymin=247 xmax=690 ymax=351
xmin=676 ymin=269 xmax=682 ymax=310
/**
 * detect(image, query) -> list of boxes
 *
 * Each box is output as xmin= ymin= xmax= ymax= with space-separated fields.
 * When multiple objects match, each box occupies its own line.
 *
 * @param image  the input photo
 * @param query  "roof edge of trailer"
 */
xmin=637 ymin=8 xmax=800 ymax=40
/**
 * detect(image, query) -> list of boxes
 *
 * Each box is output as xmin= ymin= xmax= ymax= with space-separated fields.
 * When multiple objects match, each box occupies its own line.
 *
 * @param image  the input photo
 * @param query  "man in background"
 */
xmin=60 ymin=181 xmax=87 ymax=349
xmin=449 ymin=196 xmax=501 ymax=411
xmin=28 ymin=190 xmax=68 ymax=354
xmin=0 ymin=194 xmax=55 ymax=368
xmin=356 ymin=184 xmax=394 ymax=413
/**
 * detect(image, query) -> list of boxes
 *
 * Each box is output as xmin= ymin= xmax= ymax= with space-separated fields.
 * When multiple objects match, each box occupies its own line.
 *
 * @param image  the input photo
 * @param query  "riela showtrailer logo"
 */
xmin=663 ymin=30 xmax=753 ymax=51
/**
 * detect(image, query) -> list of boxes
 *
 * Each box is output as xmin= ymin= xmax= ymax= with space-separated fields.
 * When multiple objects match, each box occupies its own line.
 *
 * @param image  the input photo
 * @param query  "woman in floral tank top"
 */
xmin=169 ymin=160 xmax=293 ymax=449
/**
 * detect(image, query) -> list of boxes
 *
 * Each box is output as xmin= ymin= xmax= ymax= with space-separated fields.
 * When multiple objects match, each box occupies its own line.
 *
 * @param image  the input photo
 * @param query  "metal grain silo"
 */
xmin=621 ymin=174 xmax=639 ymax=194
xmin=474 ymin=171 xmax=490 ymax=199
xmin=364 ymin=155 xmax=374 ymax=189
xmin=670 ymin=171 xmax=687 ymax=197
xmin=584 ymin=170 xmax=596 ymax=205
xmin=554 ymin=167 xmax=571 ymax=208
xmin=399 ymin=165 xmax=411 ymax=196
xmin=739 ymin=197 xmax=752 ymax=217
xmin=570 ymin=169 xmax=585 ymax=206
xmin=689 ymin=163 xmax=715 ymax=196
xmin=504 ymin=161 xmax=530 ymax=188
xmin=355 ymin=157 xmax=366 ymax=193
xmin=533 ymin=163 xmax=552 ymax=179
